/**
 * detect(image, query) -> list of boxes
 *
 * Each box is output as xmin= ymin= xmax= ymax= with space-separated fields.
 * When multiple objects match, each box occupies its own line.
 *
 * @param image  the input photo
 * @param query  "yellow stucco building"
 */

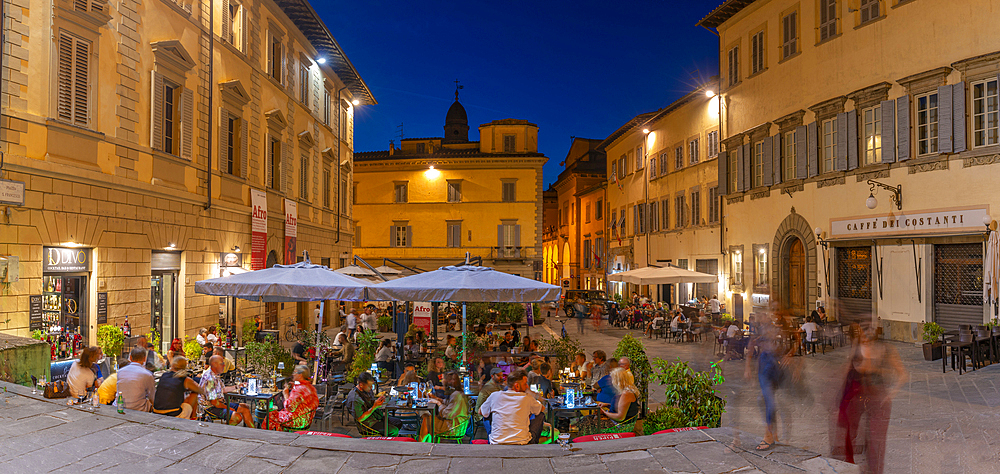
xmin=0 ymin=0 xmax=370 ymax=350
xmin=352 ymin=98 xmax=546 ymax=277
xmin=547 ymin=138 xmax=607 ymax=291
xmin=700 ymin=0 xmax=1000 ymax=341
xmin=604 ymin=86 xmax=723 ymax=303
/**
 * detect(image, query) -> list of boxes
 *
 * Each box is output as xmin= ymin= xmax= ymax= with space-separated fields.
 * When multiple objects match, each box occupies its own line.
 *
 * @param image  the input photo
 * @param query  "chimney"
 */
xmin=389 ymin=141 xmax=395 ymax=155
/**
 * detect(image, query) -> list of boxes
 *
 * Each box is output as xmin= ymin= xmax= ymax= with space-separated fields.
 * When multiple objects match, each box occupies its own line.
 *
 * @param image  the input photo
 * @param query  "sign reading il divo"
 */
xmin=43 ymin=247 xmax=92 ymax=272
xmin=830 ymin=206 xmax=990 ymax=238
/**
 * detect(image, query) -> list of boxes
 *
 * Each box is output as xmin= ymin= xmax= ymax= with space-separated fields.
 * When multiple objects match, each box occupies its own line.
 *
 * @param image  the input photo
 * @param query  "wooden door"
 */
xmin=788 ymin=238 xmax=806 ymax=317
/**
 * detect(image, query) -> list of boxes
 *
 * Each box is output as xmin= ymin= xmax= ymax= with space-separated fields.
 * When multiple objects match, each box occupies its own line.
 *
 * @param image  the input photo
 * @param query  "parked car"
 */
xmin=560 ymin=290 xmax=617 ymax=318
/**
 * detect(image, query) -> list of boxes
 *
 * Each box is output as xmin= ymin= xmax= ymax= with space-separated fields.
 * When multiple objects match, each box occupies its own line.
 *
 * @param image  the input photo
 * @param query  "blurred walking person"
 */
xmin=744 ymin=313 xmax=788 ymax=451
xmin=832 ymin=322 xmax=906 ymax=474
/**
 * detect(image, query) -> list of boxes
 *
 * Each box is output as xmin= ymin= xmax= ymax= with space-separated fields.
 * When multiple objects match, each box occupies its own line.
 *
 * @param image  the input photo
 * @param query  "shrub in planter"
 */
xmin=96 ymin=325 xmax=125 ymax=359
xmin=921 ymin=322 xmax=944 ymax=361
xmin=348 ymin=331 xmax=380 ymax=382
xmin=649 ymin=358 xmax=726 ymax=428
xmin=642 ymin=406 xmax=687 ymax=435
xmin=183 ymin=336 xmax=202 ymax=361
xmin=377 ymin=314 xmax=392 ymax=332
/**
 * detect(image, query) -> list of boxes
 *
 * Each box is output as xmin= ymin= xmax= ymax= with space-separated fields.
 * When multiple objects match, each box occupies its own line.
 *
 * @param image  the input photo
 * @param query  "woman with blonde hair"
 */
xmin=579 ymin=367 xmax=640 ymax=434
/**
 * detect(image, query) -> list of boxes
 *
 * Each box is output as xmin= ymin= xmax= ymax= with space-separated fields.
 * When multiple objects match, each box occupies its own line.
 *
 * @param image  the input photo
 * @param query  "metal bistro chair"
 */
xmin=434 ymin=416 xmax=471 ymax=444
xmin=975 ymin=326 xmax=996 ymax=364
xmin=946 ymin=331 xmax=976 ymax=374
xmin=394 ymin=411 xmax=420 ymax=439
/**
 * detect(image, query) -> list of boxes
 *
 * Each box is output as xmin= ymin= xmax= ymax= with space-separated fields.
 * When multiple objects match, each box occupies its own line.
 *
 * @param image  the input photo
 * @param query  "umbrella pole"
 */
xmin=462 ymin=303 xmax=467 ymax=365
xmin=314 ymin=300 xmax=324 ymax=384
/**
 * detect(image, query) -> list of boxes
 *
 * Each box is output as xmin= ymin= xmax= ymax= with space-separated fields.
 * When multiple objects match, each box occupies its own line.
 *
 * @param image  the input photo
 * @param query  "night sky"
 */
xmin=316 ymin=1 xmax=720 ymax=187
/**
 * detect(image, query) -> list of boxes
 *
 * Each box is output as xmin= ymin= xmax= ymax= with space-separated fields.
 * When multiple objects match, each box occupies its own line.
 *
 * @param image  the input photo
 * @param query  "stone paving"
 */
xmin=539 ymin=314 xmax=1000 ymax=474
xmin=0 ymin=380 xmax=856 ymax=473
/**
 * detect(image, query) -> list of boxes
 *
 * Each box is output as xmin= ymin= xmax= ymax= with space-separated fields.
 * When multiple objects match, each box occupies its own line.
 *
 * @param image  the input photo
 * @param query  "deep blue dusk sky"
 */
xmin=316 ymin=1 xmax=720 ymax=188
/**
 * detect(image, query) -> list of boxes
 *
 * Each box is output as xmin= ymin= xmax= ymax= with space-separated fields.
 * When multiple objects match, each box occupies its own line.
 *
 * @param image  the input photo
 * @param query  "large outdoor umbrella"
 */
xmin=335 ymin=264 xmax=375 ymax=277
xmin=195 ymin=260 xmax=370 ymax=380
xmin=985 ymin=230 xmax=1000 ymax=315
xmin=368 ymin=265 xmax=561 ymax=362
xmin=374 ymin=265 xmax=403 ymax=275
xmin=608 ymin=265 xmax=718 ymax=285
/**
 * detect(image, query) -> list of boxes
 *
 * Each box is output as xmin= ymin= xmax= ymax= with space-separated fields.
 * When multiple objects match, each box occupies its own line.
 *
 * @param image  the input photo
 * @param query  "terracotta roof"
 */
xmin=696 ymin=0 xmax=759 ymax=29
xmin=354 ymin=149 xmax=547 ymax=162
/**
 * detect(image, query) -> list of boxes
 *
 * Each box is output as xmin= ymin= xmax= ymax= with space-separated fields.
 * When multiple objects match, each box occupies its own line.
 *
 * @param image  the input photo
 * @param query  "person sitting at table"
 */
xmin=534 ymin=362 xmax=558 ymax=398
xmin=579 ymin=368 xmax=640 ymax=435
xmin=200 ymin=342 xmax=214 ymax=365
xmin=375 ymin=338 xmax=394 ymax=375
xmin=485 ymin=323 xmax=495 ymax=338
xmin=587 ymin=350 xmax=609 ymax=386
xmin=520 ymin=336 xmax=532 ymax=351
xmin=670 ymin=310 xmax=688 ymax=331
xmin=196 ymin=328 xmax=209 ymax=346
xmin=398 ymin=362 xmax=419 ymax=386
xmin=725 ymin=321 xmax=746 ymax=360
xmin=475 ymin=368 xmax=506 ymax=417
xmin=206 ymin=325 xmax=220 ymax=346
xmin=145 ymin=343 xmax=166 ymax=371
xmin=68 ymin=346 xmax=103 ymax=399
xmin=444 ymin=335 xmax=459 ymax=362
xmin=117 ymin=346 xmax=156 ymax=412
xmin=477 ymin=356 xmax=496 ymax=386
xmin=96 ymin=358 xmax=129 ymax=405
xmin=510 ymin=323 xmax=522 ymax=346
xmin=153 ymin=356 xmax=204 ymax=419
xmin=427 ymin=356 xmax=447 ymax=396
xmin=498 ymin=332 xmax=515 ymax=351
xmin=801 ymin=316 xmax=820 ymax=354
xmin=213 ymin=347 xmax=235 ymax=374
xmin=480 ymin=369 xmax=550 ymax=445
xmin=403 ymin=336 xmax=420 ymax=360
xmin=418 ymin=371 xmax=470 ymax=442
xmin=199 ymin=355 xmax=254 ymax=427
xmin=570 ymin=352 xmax=589 ymax=379
xmin=594 ymin=358 xmax=619 ymax=410
xmin=330 ymin=333 xmax=355 ymax=370
xmin=348 ymin=372 xmax=402 ymax=435
xmin=529 ymin=339 xmax=540 ymax=352
xmin=291 ymin=338 xmax=309 ymax=365
xmin=262 ymin=365 xmax=319 ymax=430
xmin=475 ymin=323 xmax=487 ymax=337
xmin=646 ymin=312 xmax=665 ymax=338
xmin=166 ymin=338 xmax=185 ymax=361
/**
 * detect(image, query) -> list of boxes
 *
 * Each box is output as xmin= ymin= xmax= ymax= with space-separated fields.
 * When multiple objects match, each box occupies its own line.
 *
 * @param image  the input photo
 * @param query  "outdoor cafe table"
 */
xmin=382 ymin=399 xmax=437 ymax=437
xmin=226 ymin=389 xmax=282 ymax=425
xmin=545 ymin=397 xmax=598 ymax=431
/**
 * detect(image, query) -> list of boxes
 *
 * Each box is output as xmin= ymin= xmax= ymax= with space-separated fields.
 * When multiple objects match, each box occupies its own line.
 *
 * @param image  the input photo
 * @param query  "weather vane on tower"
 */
xmin=454 ymin=79 xmax=463 ymax=100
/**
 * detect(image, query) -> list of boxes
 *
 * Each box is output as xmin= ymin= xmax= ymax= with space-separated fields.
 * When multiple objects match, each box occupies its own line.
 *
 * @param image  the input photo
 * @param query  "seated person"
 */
xmin=199 ymin=355 xmax=254 ymax=427
xmin=801 ymin=316 xmax=820 ymax=353
xmin=477 ymin=356 xmax=496 ymax=386
xmin=67 ymin=346 xmax=104 ymax=400
xmin=153 ymin=356 xmax=204 ymax=419
xmin=348 ymin=372 xmax=402 ymax=435
xmin=570 ymin=352 xmax=589 ymax=379
xmin=118 ymin=346 xmax=156 ymax=412
xmin=479 ymin=369 xmax=550 ymax=445
xmin=262 ymin=365 xmax=319 ymax=430
xmin=330 ymin=333 xmax=355 ymax=369
xmin=397 ymin=362 xmax=419 ymax=386
xmin=670 ymin=310 xmax=688 ymax=332
xmin=498 ymin=332 xmax=515 ymax=351
xmin=645 ymin=313 xmax=665 ymax=338
xmin=418 ymin=371 xmax=470 ymax=441
xmin=580 ymin=368 xmax=640 ymax=434
xmin=426 ymin=357 xmax=447 ymax=397
xmin=534 ymin=362 xmax=558 ymax=399
xmin=146 ymin=343 xmax=166 ymax=371
xmin=375 ymin=338 xmax=394 ymax=375
xmin=98 ymin=358 xmax=131 ymax=405
xmin=167 ymin=338 xmax=186 ymax=361
xmin=475 ymin=368 xmax=506 ymax=419
xmin=291 ymin=340 xmax=309 ymax=365
xmin=594 ymin=358 xmax=620 ymax=410
xmin=403 ymin=336 xmax=420 ymax=360
xmin=444 ymin=335 xmax=459 ymax=362
xmin=201 ymin=342 xmax=214 ymax=365
xmin=213 ymin=347 xmax=236 ymax=374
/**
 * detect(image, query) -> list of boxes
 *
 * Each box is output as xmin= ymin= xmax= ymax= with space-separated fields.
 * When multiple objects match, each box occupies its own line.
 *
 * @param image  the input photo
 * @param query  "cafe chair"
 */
xmin=975 ymin=326 xmax=995 ymax=364
xmin=434 ymin=416 xmax=471 ymax=444
xmin=394 ymin=411 xmax=420 ymax=439
xmin=947 ymin=331 xmax=977 ymax=374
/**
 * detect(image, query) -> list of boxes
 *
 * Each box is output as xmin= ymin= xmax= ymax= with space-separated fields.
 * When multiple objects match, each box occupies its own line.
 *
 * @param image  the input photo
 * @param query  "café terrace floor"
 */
xmin=0 ymin=380 xmax=856 ymax=473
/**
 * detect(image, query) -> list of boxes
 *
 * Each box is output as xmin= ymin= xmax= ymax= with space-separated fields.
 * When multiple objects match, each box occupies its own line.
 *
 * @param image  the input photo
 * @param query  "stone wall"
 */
xmin=0 ymin=333 xmax=49 ymax=386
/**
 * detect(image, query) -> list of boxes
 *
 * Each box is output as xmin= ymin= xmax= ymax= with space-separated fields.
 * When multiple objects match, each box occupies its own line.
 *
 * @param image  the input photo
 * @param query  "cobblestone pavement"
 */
xmin=538 ymin=313 xmax=1000 ymax=474
xmin=0 ymin=381 xmax=856 ymax=473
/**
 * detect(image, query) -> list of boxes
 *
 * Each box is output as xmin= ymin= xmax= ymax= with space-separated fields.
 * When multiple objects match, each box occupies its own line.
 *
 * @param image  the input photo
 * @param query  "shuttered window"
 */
xmin=502 ymin=181 xmax=516 ymax=202
xmin=341 ymin=179 xmax=349 ymax=213
xmin=583 ymin=240 xmax=591 ymax=268
xmin=822 ymin=119 xmax=837 ymax=173
xmin=610 ymin=210 xmax=617 ymax=234
xmin=689 ymin=138 xmax=700 ymax=164
xmin=299 ymin=65 xmax=309 ymax=104
xmin=782 ymin=11 xmax=797 ymax=59
xmin=859 ymin=0 xmax=880 ymax=25
xmin=675 ymin=146 xmax=684 ymax=170
xmin=323 ymin=88 xmax=331 ymax=125
xmin=659 ymin=152 xmax=669 ymax=174
xmin=708 ymin=187 xmax=719 ymax=223
xmin=394 ymin=183 xmax=408 ymax=203
xmin=57 ymin=32 xmax=90 ymax=127
xmin=503 ymin=135 xmax=516 ymax=152
xmin=619 ymin=156 xmax=627 ymax=175
xmin=635 ymin=146 xmax=644 ymax=170
xmin=323 ymin=167 xmax=331 ymax=208
xmin=916 ymin=92 xmax=939 ymax=155
xmin=750 ymin=31 xmax=765 ymax=75
xmin=637 ymin=204 xmax=645 ymax=234
xmin=391 ymin=224 xmax=410 ymax=248
xmin=675 ymin=195 xmax=685 ymax=228
xmin=447 ymin=222 xmax=462 ymax=248
xmin=727 ymin=46 xmax=739 ymax=86
xmin=690 ymin=190 xmax=701 ymax=226
xmin=649 ymin=201 xmax=658 ymax=231
xmin=783 ymin=130 xmax=797 ymax=179
xmin=728 ymin=151 xmax=738 ymax=193
xmin=649 ymin=156 xmax=657 ymax=178
xmin=972 ymin=79 xmax=999 ymax=148
xmin=661 ymin=199 xmax=669 ymax=230
xmin=447 ymin=181 xmax=461 ymax=203
xmin=299 ymin=156 xmax=309 ymax=199
xmin=862 ymin=105 xmax=882 ymax=165
xmin=226 ymin=117 xmax=236 ymax=174
xmin=269 ymin=137 xmax=281 ymax=190
xmin=706 ymin=131 xmax=719 ymax=158
xmin=819 ymin=0 xmax=838 ymax=41
xmin=164 ymin=84 xmax=177 ymax=153
xmin=753 ymin=141 xmax=764 ymax=187
xmin=269 ymin=34 xmax=283 ymax=82
xmin=223 ymin=0 xmax=244 ymax=51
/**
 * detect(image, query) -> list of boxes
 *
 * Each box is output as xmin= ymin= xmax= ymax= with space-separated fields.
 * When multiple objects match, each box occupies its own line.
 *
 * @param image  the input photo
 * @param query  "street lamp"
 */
xmin=815 ymin=227 xmax=830 ymax=296
xmin=865 ymin=179 xmax=902 ymax=210
xmin=705 ymin=90 xmax=716 ymax=98
xmin=352 ymin=99 xmax=360 ymax=106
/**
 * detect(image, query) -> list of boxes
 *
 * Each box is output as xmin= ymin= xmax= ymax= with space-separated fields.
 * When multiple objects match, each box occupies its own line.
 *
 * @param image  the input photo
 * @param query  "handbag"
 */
xmin=43 ymin=381 xmax=70 ymax=399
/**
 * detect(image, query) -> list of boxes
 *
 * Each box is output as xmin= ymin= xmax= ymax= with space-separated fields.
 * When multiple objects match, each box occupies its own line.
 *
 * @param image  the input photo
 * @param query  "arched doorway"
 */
xmin=783 ymin=237 xmax=807 ymax=317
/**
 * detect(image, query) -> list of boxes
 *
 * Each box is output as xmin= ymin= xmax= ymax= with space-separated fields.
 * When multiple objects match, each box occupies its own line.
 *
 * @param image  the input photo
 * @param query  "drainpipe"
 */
xmin=335 ymin=85 xmax=347 ymax=243
xmin=204 ymin=0 xmax=215 ymax=210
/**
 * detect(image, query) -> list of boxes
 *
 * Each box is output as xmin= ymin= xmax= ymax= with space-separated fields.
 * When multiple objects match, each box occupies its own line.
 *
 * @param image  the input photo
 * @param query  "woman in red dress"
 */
xmin=262 ymin=365 xmax=319 ymax=430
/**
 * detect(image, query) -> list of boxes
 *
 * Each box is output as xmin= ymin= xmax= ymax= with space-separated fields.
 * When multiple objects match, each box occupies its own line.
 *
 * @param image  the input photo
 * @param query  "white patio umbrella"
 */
xmin=336 ymin=264 xmax=375 ymax=277
xmin=608 ymin=265 xmax=718 ymax=285
xmin=196 ymin=259 xmax=370 ymax=380
xmin=368 ymin=265 xmax=561 ymax=362
xmin=985 ymin=230 xmax=1000 ymax=316
xmin=374 ymin=265 xmax=402 ymax=275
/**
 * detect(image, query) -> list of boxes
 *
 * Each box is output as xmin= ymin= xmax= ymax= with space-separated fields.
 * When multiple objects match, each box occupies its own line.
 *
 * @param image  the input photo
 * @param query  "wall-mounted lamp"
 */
xmin=984 ymin=214 xmax=993 ymax=239
xmin=865 ymin=179 xmax=902 ymax=210
xmin=815 ymin=227 xmax=831 ymax=296
xmin=352 ymin=99 xmax=360 ymax=106
xmin=317 ymin=57 xmax=327 ymax=64
xmin=425 ymin=165 xmax=441 ymax=179
xmin=232 ymin=246 xmax=241 ymax=253
xmin=642 ymin=128 xmax=650 ymax=134
xmin=705 ymin=90 xmax=716 ymax=98
xmin=166 ymin=243 xmax=176 ymax=250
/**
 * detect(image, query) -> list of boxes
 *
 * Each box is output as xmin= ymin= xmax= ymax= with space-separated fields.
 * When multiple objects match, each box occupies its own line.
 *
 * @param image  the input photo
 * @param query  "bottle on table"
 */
xmin=116 ymin=392 xmax=125 ymax=414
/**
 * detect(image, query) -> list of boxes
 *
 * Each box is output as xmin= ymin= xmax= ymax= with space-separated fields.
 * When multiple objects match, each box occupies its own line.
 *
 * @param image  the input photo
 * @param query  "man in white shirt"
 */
xmin=313 ymin=304 xmax=322 ymax=332
xmin=362 ymin=307 xmax=376 ymax=333
xmin=801 ymin=317 xmax=820 ymax=354
xmin=118 ymin=347 xmax=156 ymax=412
xmin=708 ymin=295 xmax=722 ymax=315
xmin=346 ymin=309 xmax=358 ymax=341
xmin=479 ymin=369 xmax=547 ymax=445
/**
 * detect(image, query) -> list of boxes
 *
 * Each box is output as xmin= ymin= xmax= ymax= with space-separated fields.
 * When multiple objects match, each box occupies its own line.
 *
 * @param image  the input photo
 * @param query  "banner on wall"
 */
xmin=284 ymin=199 xmax=297 ymax=264
xmin=413 ymin=302 xmax=433 ymax=334
xmin=251 ymin=189 xmax=267 ymax=270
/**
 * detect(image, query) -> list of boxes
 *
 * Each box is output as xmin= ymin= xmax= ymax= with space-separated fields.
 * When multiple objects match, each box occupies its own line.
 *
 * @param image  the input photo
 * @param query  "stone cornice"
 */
xmin=896 ymin=66 xmax=952 ymax=96
xmin=774 ymin=110 xmax=806 ymax=132
xmin=808 ymin=96 xmax=848 ymax=121
xmin=847 ymin=82 xmax=893 ymax=110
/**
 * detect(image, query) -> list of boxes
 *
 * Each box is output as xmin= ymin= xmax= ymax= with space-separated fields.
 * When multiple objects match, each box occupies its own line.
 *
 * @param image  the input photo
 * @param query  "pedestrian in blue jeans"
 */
xmin=745 ymin=317 xmax=786 ymax=451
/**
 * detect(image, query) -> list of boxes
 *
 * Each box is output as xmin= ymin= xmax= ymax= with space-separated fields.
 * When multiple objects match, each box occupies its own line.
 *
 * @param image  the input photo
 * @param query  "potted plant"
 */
xmin=921 ymin=322 xmax=944 ymax=361
xmin=649 ymin=358 xmax=727 ymax=429
xmin=377 ymin=313 xmax=392 ymax=332
xmin=96 ymin=325 xmax=125 ymax=359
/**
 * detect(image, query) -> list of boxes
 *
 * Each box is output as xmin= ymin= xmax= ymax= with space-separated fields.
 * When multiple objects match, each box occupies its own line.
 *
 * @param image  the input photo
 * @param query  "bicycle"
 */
xmin=285 ymin=322 xmax=306 ymax=342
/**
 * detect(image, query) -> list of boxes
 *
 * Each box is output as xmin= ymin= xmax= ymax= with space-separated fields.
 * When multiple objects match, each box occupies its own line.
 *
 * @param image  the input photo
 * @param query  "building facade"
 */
xmin=547 ymin=138 xmax=607 ymax=291
xmin=352 ymin=99 xmax=546 ymax=277
xmin=0 ymin=0 xmax=371 ymax=351
xmin=700 ymin=0 xmax=1000 ymax=340
xmin=604 ymin=88 xmax=723 ymax=304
